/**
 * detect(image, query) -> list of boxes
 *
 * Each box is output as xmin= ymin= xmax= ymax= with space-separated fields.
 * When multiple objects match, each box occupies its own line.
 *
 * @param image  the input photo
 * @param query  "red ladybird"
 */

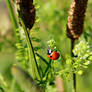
xmin=47 ymin=49 xmax=60 ymax=60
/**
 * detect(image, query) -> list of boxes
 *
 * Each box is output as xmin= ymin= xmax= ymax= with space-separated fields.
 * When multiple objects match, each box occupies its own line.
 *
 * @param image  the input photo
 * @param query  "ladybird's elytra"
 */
xmin=47 ymin=49 xmax=60 ymax=60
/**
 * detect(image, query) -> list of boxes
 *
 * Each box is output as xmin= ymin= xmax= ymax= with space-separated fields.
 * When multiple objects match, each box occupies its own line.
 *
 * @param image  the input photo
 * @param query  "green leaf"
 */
xmin=66 ymin=59 xmax=72 ymax=65
xmin=31 ymin=37 xmax=41 ymax=42
xmin=77 ymin=70 xmax=83 ymax=75
xmin=34 ymin=47 xmax=41 ymax=51
xmin=83 ymin=61 xmax=90 ymax=65
xmin=34 ymin=27 xmax=40 ymax=32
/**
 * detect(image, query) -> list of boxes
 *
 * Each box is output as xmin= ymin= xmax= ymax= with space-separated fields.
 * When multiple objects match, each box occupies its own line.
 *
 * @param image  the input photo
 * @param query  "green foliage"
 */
xmin=58 ymin=41 xmax=92 ymax=79
xmin=73 ymin=41 xmax=92 ymax=72
xmin=1 ymin=0 xmax=92 ymax=92
xmin=47 ymin=39 xmax=56 ymax=49
xmin=45 ymin=82 xmax=57 ymax=92
xmin=15 ymin=42 xmax=29 ymax=69
xmin=0 ymin=74 xmax=9 ymax=92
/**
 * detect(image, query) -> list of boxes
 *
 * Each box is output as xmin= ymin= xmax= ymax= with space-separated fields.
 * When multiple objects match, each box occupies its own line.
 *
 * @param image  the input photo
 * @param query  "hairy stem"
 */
xmin=21 ymin=20 xmax=41 ymax=80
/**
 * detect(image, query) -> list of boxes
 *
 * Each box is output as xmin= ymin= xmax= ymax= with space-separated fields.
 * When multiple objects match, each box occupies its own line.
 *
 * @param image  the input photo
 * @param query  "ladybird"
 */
xmin=47 ymin=49 xmax=60 ymax=60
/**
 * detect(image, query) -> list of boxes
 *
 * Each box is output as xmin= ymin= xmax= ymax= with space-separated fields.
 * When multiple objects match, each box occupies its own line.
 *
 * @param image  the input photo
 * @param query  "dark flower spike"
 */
xmin=16 ymin=0 xmax=35 ymax=30
xmin=67 ymin=0 xmax=88 ymax=39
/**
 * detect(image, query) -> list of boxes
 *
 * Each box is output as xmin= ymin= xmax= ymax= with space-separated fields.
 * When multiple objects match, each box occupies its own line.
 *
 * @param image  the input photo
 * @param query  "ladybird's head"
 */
xmin=47 ymin=49 xmax=53 ymax=55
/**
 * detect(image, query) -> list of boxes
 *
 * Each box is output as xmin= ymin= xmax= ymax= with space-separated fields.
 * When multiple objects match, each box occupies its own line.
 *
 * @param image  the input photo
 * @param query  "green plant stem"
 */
xmin=10 ymin=79 xmax=16 ymax=92
xmin=6 ymin=0 xmax=41 ymax=80
xmin=73 ymin=73 xmax=76 ymax=92
xmin=42 ymin=59 xmax=52 ymax=79
xmin=35 ymin=53 xmax=50 ymax=66
xmin=6 ymin=0 xmax=22 ymax=43
xmin=71 ymin=39 xmax=76 ymax=92
xmin=6 ymin=0 xmax=18 ymax=31
xmin=20 ymin=20 xmax=41 ymax=80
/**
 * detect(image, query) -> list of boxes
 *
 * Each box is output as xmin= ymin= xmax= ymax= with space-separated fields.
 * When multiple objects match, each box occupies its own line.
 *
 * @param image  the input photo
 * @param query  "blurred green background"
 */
xmin=0 ymin=0 xmax=92 ymax=92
